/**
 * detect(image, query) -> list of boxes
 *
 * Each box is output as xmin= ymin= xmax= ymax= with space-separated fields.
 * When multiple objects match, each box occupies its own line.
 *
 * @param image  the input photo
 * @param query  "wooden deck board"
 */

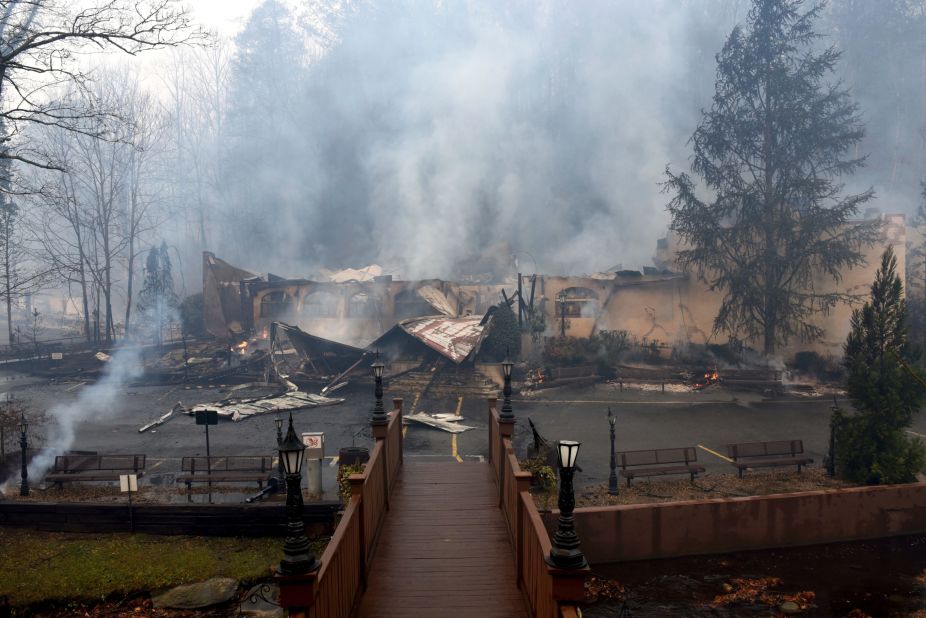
xmin=357 ymin=462 xmax=529 ymax=617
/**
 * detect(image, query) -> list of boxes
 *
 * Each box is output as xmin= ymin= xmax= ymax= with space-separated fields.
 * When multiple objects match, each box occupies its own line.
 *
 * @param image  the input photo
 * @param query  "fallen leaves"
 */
xmin=585 ymin=576 xmax=625 ymax=603
xmin=709 ymin=577 xmax=815 ymax=611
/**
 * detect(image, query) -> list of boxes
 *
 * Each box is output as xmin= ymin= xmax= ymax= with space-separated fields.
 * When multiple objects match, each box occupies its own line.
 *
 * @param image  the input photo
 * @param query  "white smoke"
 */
xmin=3 ymin=346 xmax=143 ymax=490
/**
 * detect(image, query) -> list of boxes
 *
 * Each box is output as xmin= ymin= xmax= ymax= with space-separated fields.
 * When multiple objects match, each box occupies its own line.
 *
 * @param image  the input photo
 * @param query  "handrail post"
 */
xmin=393 ymin=398 xmax=404 ymax=466
xmin=349 ymin=475 xmax=367 ymax=590
xmin=372 ymin=410 xmax=390 ymax=511
xmin=514 ymin=473 xmax=531 ymax=588
xmin=548 ymin=564 xmax=591 ymax=607
xmin=487 ymin=396 xmax=498 ymax=466
xmin=275 ymin=571 xmax=317 ymax=617
xmin=497 ymin=424 xmax=515 ymax=508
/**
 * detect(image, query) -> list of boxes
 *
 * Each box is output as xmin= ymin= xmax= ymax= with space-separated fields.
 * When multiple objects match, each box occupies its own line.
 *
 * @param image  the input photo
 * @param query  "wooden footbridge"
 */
xmin=279 ymin=397 xmax=588 ymax=617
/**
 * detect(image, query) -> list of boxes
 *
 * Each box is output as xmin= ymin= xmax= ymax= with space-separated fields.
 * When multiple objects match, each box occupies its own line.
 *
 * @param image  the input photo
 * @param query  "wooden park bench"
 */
xmin=726 ymin=440 xmax=813 ymax=477
xmin=45 ymin=454 xmax=146 ymax=487
xmin=176 ymin=455 xmax=275 ymax=491
xmin=618 ymin=447 xmax=705 ymax=486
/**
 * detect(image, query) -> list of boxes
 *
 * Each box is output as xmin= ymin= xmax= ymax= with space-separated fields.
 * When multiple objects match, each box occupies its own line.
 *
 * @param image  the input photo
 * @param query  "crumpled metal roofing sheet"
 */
xmin=398 ymin=315 xmax=487 ymax=363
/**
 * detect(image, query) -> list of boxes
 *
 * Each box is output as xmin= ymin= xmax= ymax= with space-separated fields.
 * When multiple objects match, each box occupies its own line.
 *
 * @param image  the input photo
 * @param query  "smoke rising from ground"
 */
xmin=2 ymin=347 xmax=143 ymax=489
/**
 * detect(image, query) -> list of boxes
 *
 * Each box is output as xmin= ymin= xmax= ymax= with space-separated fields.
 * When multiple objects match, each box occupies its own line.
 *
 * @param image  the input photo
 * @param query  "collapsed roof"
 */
xmin=371 ymin=311 xmax=494 ymax=364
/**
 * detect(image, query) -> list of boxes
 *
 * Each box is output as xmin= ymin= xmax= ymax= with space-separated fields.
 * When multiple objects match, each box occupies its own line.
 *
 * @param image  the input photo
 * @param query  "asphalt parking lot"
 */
xmin=4 ymin=371 xmax=926 ymax=498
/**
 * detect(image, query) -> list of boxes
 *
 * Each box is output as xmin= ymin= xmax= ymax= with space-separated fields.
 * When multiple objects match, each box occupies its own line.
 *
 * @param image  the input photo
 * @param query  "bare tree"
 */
xmin=160 ymin=41 xmax=231 ymax=256
xmin=0 ymin=0 xmax=200 ymax=182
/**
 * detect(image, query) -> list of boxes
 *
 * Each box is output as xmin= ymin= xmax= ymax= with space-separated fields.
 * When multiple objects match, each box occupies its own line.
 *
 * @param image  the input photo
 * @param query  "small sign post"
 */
xmin=302 ymin=432 xmax=324 ymax=495
xmin=119 ymin=473 xmax=138 ymax=532
xmin=195 ymin=410 xmax=218 ymax=502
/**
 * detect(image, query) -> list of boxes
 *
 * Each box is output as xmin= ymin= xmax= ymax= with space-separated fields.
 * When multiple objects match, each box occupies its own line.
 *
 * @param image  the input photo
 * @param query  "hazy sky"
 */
xmin=187 ymin=0 xmax=255 ymax=35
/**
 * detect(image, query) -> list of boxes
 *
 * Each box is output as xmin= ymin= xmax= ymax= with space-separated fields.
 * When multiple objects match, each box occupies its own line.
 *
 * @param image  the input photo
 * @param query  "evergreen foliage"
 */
xmin=664 ymin=0 xmax=878 ymax=355
xmin=838 ymin=247 xmax=926 ymax=484
xmin=482 ymin=302 xmax=521 ymax=361
xmin=179 ymin=293 xmax=204 ymax=338
xmin=137 ymin=242 xmax=178 ymax=345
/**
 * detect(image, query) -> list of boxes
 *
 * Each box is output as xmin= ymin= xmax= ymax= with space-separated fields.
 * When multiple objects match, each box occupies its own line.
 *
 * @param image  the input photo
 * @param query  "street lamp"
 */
xmin=546 ymin=440 xmax=587 ymax=570
xmin=500 ymin=349 xmax=514 ymax=422
xmin=278 ymin=413 xmax=320 ymax=575
xmin=607 ymin=408 xmax=618 ymax=496
xmin=371 ymin=351 xmax=387 ymax=426
xmin=557 ymin=291 xmax=567 ymax=337
xmin=19 ymin=411 xmax=28 ymax=497
xmin=275 ymin=415 xmax=285 ymax=478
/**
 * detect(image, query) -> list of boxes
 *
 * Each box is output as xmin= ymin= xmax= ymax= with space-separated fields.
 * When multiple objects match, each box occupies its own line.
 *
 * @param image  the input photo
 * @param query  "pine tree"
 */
xmin=838 ymin=247 xmax=925 ymax=484
xmin=482 ymin=302 xmax=521 ymax=361
xmin=137 ymin=242 xmax=179 ymax=346
xmin=664 ymin=0 xmax=877 ymax=355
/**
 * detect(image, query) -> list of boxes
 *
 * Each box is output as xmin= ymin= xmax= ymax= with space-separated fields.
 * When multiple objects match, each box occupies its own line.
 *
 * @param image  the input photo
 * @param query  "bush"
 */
xmin=542 ymin=330 xmax=630 ymax=368
xmin=337 ymin=463 xmax=365 ymax=506
xmin=790 ymin=350 xmax=844 ymax=381
xmin=179 ymin=293 xmax=204 ymax=337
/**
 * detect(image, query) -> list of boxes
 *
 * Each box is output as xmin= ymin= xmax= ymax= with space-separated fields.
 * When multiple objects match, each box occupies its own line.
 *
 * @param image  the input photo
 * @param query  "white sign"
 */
xmin=119 ymin=474 xmax=138 ymax=492
xmin=51 ymin=352 xmax=63 ymax=360
xmin=302 ymin=432 xmax=325 ymax=459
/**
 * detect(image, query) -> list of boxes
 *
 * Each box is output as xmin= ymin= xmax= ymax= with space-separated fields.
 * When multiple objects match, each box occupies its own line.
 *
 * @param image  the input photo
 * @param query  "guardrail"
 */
xmin=280 ymin=399 xmax=403 ymax=617
xmin=488 ymin=399 xmax=588 ymax=618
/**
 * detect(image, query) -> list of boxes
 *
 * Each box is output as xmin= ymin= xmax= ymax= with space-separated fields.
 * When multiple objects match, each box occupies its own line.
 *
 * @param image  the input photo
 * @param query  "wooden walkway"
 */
xmin=357 ymin=461 xmax=529 ymax=617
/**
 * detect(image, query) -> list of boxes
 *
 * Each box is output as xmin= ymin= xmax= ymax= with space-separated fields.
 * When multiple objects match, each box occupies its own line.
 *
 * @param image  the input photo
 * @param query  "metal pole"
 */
xmin=500 ymin=365 xmax=514 ymax=421
xmin=19 ymin=416 xmax=28 ymax=497
xmin=276 ymin=422 xmax=285 ymax=479
xmin=280 ymin=472 xmax=319 ymax=575
xmin=205 ymin=423 xmax=212 ymax=503
xmin=560 ymin=297 xmax=566 ymax=337
xmin=608 ymin=409 xmax=618 ymax=496
xmin=128 ymin=484 xmax=134 ymax=533
xmin=547 ymin=461 xmax=587 ymax=569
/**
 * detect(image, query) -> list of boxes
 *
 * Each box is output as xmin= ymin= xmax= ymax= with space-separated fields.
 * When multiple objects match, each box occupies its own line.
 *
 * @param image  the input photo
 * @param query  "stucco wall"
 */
xmin=565 ymin=483 xmax=926 ymax=564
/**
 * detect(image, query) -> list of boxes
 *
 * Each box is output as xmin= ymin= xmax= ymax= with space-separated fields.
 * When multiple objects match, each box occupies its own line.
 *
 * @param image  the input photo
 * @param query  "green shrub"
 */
xmin=179 ymin=293 xmax=204 ymax=337
xmin=838 ymin=247 xmax=926 ymax=484
xmin=337 ymin=463 xmax=365 ymax=506
xmin=482 ymin=302 xmax=521 ymax=361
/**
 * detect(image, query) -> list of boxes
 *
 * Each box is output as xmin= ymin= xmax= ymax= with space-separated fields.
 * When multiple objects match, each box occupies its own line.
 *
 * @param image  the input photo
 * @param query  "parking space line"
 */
xmin=451 ymin=396 xmax=464 ymax=463
xmin=698 ymin=444 xmax=734 ymax=463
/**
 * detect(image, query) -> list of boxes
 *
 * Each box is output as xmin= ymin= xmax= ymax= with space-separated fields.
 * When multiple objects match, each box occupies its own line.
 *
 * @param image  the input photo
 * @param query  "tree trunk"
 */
xmin=4 ymin=215 xmax=12 ymax=345
xmin=124 ymin=246 xmax=135 ymax=340
xmin=103 ymin=234 xmax=113 ymax=344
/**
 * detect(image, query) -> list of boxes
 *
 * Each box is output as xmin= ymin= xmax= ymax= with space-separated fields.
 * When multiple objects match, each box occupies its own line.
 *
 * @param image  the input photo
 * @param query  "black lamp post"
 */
xmin=607 ymin=408 xmax=618 ymax=496
xmin=500 ymin=350 xmax=514 ymax=422
xmin=371 ymin=352 xmax=387 ymax=426
xmin=275 ymin=415 xmax=285 ymax=478
xmin=547 ymin=440 xmax=587 ymax=570
xmin=557 ymin=291 xmax=567 ymax=337
xmin=19 ymin=411 xmax=28 ymax=497
xmin=278 ymin=413 xmax=320 ymax=575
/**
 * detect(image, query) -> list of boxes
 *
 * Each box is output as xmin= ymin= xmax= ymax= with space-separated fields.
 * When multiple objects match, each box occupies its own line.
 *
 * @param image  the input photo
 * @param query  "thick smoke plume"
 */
xmin=204 ymin=1 xmax=753 ymax=280
xmin=2 ymin=347 xmax=143 ymax=490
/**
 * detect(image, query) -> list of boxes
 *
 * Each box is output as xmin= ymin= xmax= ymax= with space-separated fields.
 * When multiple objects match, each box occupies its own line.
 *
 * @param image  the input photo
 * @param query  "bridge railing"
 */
xmin=488 ymin=400 xmax=588 ymax=618
xmin=281 ymin=399 xmax=403 ymax=618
